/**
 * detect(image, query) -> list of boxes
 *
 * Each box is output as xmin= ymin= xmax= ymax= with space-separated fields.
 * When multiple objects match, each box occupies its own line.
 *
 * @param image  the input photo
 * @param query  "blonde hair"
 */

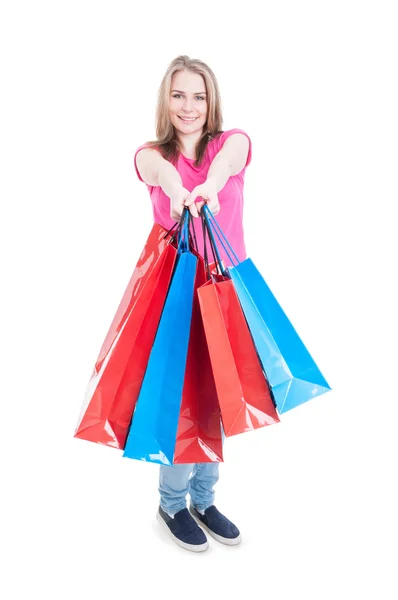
xmin=144 ymin=55 xmax=224 ymax=168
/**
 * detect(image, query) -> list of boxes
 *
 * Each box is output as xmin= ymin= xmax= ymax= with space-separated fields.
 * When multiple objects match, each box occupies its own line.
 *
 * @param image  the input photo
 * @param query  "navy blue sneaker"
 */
xmin=156 ymin=506 xmax=209 ymax=552
xmin=189 ymin=505 xmax=242 ymax=546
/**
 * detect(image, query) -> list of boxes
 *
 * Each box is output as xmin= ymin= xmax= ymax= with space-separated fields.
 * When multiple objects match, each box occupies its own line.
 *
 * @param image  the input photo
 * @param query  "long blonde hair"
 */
xmin=144 ymin=55 xmax=224 ymax=168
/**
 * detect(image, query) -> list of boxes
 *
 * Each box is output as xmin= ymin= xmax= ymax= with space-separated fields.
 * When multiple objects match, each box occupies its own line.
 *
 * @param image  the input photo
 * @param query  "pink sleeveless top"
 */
xmin=134 ymin=128 xmax=252 ymax=266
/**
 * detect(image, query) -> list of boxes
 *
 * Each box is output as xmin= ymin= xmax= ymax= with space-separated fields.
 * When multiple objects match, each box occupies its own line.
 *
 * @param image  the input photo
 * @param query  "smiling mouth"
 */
xmin=178 ymin=116 xmax=198 ymax=121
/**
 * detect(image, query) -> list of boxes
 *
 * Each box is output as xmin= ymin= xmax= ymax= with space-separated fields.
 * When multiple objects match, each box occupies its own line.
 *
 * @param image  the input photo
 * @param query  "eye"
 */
xmin=171 ymin=94 xmax=205 ymax=100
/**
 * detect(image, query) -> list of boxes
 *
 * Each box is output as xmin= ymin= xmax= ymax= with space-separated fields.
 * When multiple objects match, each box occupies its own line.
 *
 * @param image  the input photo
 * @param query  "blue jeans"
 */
xmin=159 ymin=461 xmax=220 ymax=516
xmin=159 ymin=425 xmax=225 ymax=517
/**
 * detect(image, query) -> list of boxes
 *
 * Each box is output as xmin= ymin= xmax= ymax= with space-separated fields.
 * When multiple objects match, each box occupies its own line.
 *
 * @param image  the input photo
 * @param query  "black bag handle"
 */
xmin=201 ymin=210 xmax=225 ymax=278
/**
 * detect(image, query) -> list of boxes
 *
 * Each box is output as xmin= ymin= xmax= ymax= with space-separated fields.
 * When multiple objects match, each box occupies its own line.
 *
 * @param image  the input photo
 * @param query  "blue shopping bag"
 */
xmin=123 ymin=213 xmax=197 ymax=464
xmin=203 ymin=205 xmax=331 ymax=414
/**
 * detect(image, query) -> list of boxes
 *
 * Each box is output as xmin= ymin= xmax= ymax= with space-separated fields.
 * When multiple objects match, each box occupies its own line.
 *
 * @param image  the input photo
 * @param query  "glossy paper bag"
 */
xmin=74 ymin=224 xmax=177 ymax=448
xmin=197 ymin=275 xmax=279 ymax=437
xmin=123 ymin=223 xmax=198 ymax=465
xmin=173 ymin=253 xmax=223 ymax=463
xmin=204 ymin=206 xmax=331 ymax=414
xmin=230 ymin=260 xmax=331 ymax=413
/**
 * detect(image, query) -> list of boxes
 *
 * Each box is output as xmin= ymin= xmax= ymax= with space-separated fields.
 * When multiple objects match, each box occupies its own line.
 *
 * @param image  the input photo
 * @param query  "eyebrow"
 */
xmin=171 ymin=90 xmax=207 ymax=95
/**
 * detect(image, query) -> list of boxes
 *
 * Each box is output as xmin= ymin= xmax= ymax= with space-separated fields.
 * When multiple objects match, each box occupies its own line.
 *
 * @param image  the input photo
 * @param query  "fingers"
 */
xmin=210 ymin=203 xmax=220 ymax=216
xmin=195 ymin=195 xmax=211 ymax=215
xmin=171 ymin=203 xmax=197 ymax=221
xmin=196 ymin=200 xmax=205 ymax=213
xmin=208 ymin=194 xmax=220 ymax=215
xmin=184 ymin=197 xmax=199 ymax=218
xmin=183 ymin=190 xmax=196 ymax=207
xmin=170 ymin=205 xmax=184 ymax=221
xmin=183 ymin=188 xmax=220 ymax=218
xmin=198 ymin=198 xmax=220 ymax=216
xmin=185 ymin=193 xmax=199 ymax=217
xmin=188 ymin=203 xmax=199 ymax=218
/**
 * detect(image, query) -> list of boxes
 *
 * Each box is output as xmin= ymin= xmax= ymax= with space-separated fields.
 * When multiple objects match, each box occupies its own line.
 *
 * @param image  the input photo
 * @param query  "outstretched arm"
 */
xmin=135 ymin=148 xmax=198 ymax=219
xmin=184 ymin=133 xmax=250 ymax=216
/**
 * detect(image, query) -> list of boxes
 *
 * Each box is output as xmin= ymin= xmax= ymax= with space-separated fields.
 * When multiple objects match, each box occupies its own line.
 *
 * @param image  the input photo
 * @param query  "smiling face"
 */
xmin=169 ymin=70 xmax=208 ymax=139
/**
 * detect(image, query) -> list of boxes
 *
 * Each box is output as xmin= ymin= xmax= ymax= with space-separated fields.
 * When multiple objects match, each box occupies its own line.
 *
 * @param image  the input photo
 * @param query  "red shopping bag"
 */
xmin=74 ymin=223 xmax=177 ymax=449
xmin=173 ymin=255 xmax=223 ymax=463
xmin=197 ymin=275 xmax=280 ymax=437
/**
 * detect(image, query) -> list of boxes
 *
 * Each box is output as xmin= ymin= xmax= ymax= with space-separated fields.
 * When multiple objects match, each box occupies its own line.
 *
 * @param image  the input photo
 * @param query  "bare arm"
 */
xmin=206 ymin=153 xmax=231 ymax=193
xmin=206 ymin=133 xmax=250 ymax=191
xmin=158 ymin=161 xmax=183 ymax=198
xmin=136 ymin=148 xmax=182 ymax=196
xmin=135 ymin=147 xmax=195 ymax=219
xmin=184 ymin=133 xmax=250 ymax=216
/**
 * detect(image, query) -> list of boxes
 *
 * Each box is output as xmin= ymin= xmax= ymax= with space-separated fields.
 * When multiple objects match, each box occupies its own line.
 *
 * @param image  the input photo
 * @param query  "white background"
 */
xmin=1 ymin=1 xmax=397 ymax=598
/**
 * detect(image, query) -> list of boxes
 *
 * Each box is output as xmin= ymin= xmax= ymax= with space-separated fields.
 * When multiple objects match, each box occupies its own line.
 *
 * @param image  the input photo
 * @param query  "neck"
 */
xmin=177 ymin=129 xmax=204 ymax=154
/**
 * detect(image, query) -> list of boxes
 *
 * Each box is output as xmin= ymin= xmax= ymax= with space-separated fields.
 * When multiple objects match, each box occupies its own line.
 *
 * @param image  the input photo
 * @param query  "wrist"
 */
xmin=171 ymin=182 xmax=184 ymax=195
xmin=206 ymin=176 xmax=217 ymax=188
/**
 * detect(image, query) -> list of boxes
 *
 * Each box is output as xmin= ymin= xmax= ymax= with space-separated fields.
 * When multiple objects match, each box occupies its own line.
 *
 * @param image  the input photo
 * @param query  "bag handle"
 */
xmin=202 ymin=205 xmax=239 ymax=267
xmin=164 ymin=208 xmax=197 ymax=255
xmin=177 ymin=208 xmax=190 ymax=253
xmin=201 ymin=208 xmax=229 ymax=277
xmin=187 ymin=211 xmax=199 ymax=253
xmin=163 ymin=221 xmax=179 ymax=241
xmin=201 ymin=210 xmax=222 ymax=279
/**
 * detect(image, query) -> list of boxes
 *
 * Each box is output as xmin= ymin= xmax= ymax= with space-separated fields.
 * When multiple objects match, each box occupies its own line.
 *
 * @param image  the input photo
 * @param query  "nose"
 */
xmin=182 ymin=97 xmax=194 ymax=112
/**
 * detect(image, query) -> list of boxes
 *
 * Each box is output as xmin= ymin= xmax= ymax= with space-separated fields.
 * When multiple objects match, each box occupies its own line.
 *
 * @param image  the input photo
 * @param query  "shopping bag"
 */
xmin=203 ymin=205 xmax=331 ymax=414
xmin=123 ymin=213 xmax=198 ymax=465
xmin=173 ymin=251 xmax=223 ymax=463
xmin=195 ymin=210 xmax=278 ymax=437
xmin=197 ymin=274 xmax=279 ymax=437
xmin=74 ymin=223 xmax=177 ymax=448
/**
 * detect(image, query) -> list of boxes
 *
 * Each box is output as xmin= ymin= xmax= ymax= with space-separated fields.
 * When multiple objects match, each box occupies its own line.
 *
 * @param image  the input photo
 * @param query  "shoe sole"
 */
xmin=156 ymin=512 xmax=209 ymax=553
xmin=189 ymin=507 xmax=242 ymax=546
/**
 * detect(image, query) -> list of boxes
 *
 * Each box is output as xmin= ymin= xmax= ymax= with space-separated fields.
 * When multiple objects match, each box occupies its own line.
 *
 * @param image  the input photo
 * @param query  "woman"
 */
xmin=134 ymin=55 xmax=252 ymax=553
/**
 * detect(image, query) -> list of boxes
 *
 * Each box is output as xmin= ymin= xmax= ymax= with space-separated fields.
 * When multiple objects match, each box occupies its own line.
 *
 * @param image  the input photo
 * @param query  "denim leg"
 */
xmin=189 ymin=462 xmax=220 ymax=511
xmin=159 ymin=422 xmax=225 ymax=515
xmin=188 ymin=421 xmax=225 ymax=510
xmin=158 ymin=463 xmax=194 ymax=517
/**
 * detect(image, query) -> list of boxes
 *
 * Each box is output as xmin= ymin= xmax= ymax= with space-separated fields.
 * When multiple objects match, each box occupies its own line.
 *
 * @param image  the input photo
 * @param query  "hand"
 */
xmin=169 ymin=186 xmax=193 ymax=221
xmin=184 ymin=177 xmax=220 ymax=217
